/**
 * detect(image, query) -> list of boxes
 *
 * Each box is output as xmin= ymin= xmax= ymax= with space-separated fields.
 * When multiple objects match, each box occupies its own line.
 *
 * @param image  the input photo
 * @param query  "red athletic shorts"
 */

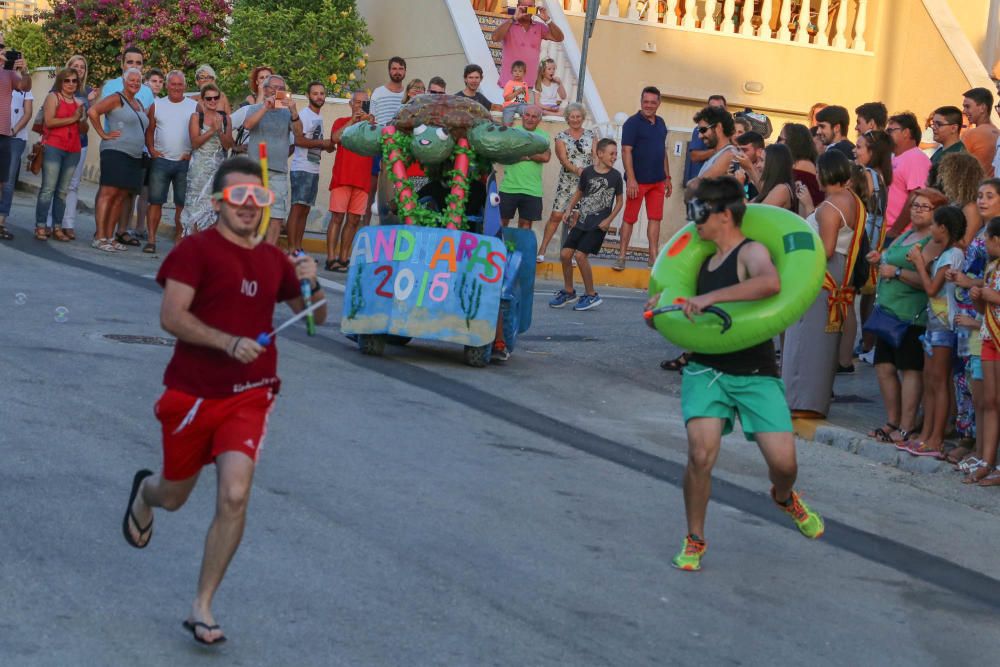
xmin=982 ymin=337 xmax=1000 ymax=362
xmin=155 ymin=387 xmax=275 ymax=481
xmin=623 ymin=180 xmax=666 ymax=224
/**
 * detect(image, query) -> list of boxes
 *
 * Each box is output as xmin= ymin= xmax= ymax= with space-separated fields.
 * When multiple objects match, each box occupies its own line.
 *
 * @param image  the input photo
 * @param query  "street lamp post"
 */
xmin=576 ymin=0 xmax=600 ymax=104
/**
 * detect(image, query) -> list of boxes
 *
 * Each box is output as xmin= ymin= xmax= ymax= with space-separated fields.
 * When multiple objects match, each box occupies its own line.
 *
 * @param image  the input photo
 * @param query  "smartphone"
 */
xmin=361 ymin=100 xmax=371 ymax=114
xmin=274 ymin=90 xmax=288 ymax=107
xmin=728 ymin=159 xmax=740 ymax=174
xmin=4 ymin=50 xmax=20 ymax=70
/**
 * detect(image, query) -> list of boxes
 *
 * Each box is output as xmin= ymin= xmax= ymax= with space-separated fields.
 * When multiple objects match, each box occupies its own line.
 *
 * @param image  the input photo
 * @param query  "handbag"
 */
xmin=27 ymin=142 xmax=44 ymax=175
xmin=862 ymin=304 xmax=909 ymax=347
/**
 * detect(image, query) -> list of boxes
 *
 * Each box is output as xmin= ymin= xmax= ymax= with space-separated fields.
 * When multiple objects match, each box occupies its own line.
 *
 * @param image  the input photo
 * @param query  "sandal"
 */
xmin=867 ymin=422 xmax=899 ymax=443
xmin=52 ymin=228 xmax=70 ymax=242
xmin=324 ymin=258 xmax=342 ymax=272
xmin=956 ymin=456 xmax=983 ymax=473
xmin=0 ymin=225 xmax=13 ymax=240
xmin=945 ymin=445 xmax=971 ymax=464
xmin=334 ymin=259 xmax=350 ymax=273
xmin=976 ymin=468 xmax=1000 ymax=486
xmin=64 ymin=229 xmax=75 ymax=241
xmin=111 ymin=239 xmax=128 ymax=251
xmin=182 ymin=619 xmax=227 ymax=646
xmin=142 ymin=242 xmax=156 ymax=254
xmin=660 ymin=352 xmax=690 ymax=372
xmin=115 ymin=232 xmax=141 ymax=247
xmin=962 ymin=464 xmax=991 ymax=484
xmin=907 ymin=442 xmax=945 ymax=458
xmin=122 ymin=469 xmax=154 ymax=549
xmin=34 ymin=227 xmax=48 ymax=241
xmin=97 ymin=240 xmax=117 ymax=253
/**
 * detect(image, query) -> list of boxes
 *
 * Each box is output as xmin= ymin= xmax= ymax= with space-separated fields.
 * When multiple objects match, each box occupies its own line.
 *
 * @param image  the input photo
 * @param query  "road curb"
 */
xmin=804 ymin=423 xmax=950 ymax=474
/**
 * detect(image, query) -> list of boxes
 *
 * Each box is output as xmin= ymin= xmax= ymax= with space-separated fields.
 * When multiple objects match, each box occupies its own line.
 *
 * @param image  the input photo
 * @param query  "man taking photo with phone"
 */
xmin=243 ymin=74 xmax=302 ymax=245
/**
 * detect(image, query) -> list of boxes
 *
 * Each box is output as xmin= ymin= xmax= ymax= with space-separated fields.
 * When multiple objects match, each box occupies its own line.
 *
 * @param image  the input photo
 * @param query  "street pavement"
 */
xmin=2 ymin=189 xmax=1000 ymax=666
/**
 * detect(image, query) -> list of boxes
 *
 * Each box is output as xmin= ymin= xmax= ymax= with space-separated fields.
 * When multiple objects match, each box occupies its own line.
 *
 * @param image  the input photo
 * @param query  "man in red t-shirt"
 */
xmin=120 ymin=156 xmax=326 ymax=646
xmin=325 ymin=90 xmax=375 ymax=272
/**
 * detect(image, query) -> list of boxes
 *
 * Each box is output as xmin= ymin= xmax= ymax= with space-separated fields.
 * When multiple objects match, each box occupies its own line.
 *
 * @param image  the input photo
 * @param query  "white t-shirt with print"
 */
xmin=11 ymin=90 xmax=32 ymax=142
xmin=290 ymin=107 xmax=324 ymax=174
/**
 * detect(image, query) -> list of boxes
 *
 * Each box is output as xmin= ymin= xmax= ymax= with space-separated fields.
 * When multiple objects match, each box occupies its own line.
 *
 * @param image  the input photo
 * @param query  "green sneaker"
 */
xmin=671 ymin=534 xmax=707 ymax=571
xmin=773 ymin=488 xmax=825 ymax=539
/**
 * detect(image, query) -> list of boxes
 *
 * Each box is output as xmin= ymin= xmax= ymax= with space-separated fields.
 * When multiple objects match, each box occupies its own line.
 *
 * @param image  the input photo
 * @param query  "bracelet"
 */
xmin=228 ymin=336 xmax=241 ymax=357
xmin=290 ymin=115 xmax=300 ymax=122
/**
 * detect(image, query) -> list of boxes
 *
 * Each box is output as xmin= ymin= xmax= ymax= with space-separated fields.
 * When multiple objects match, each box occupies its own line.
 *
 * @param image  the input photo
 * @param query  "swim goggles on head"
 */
xmin=212 ymin=184 xmax=275 ymax=207
xmin=687 ymin=197 xmax=739 ymax=225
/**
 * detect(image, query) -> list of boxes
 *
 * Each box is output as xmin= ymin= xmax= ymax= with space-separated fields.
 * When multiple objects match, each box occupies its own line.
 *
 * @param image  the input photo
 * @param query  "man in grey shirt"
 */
xmin=243 ymin=74 xmax=302 ymax=244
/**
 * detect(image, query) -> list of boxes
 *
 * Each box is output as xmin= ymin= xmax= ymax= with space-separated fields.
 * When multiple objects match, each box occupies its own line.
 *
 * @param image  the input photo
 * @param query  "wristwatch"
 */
xmin=894 ymin=267 xmax=902 ymax=279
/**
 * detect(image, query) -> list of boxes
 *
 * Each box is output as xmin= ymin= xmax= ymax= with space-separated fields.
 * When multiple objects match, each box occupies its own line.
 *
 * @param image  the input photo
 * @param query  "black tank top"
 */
xmin=689 ymin=238 xmax=779 ymax=377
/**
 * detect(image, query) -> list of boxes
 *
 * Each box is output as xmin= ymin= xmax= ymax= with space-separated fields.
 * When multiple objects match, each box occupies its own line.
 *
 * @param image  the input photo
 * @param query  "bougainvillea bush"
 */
xmin=42 ymin=0 xmax=229 ymax=85
xmin=36 ymin=0 xmax=370 ymax=99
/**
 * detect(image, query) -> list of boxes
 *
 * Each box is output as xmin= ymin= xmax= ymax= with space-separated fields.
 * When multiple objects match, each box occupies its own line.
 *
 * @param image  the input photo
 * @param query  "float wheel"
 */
xmin=463 ymin=344 xmax=492 ymax=368
xmin=358 ymin=334 xmax=387 ymax=356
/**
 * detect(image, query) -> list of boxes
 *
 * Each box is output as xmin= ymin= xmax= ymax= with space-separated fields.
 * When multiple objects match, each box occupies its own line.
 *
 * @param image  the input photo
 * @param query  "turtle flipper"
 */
xmin=468 ymin=121 xmax=550 ymax=164
xmin=341 ymin=121 xmax=384 ymax=157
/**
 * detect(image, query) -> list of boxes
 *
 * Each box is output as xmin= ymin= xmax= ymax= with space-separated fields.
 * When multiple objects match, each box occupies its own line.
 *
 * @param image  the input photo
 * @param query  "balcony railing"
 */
xmin=557 ymin=0 xmax=871 ymax=53
xmin=0 ymin=0 xmax=39 ymax=21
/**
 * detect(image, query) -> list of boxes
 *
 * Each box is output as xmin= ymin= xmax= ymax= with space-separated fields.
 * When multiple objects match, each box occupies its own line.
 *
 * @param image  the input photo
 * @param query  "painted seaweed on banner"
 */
xmin=341 ymin=226 xmax=507 ymax=347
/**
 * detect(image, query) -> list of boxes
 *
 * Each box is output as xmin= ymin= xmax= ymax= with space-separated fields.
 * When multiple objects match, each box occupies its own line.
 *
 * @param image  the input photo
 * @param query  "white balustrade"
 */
xmin=777 ymin=0 xmax=792 ymax=40
xmin=738 ymin=0 xmax=754 ymax=36
xmin=759 ymin=0 xmax=774 ymax=38
xmin=817 ymin=0 xmax=830 ymax=46
xmin=854 ymin=0 xmax=868 ymax=50
xmin=833 ymin=0 xmax=849 ymax=48
xmin=722 ymin=0 xmax=736 ymax=33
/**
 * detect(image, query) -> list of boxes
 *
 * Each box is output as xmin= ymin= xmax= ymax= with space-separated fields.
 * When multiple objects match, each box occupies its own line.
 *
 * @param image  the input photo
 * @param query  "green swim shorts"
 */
xmin=680 ymin=361 xmax=793 ymax=441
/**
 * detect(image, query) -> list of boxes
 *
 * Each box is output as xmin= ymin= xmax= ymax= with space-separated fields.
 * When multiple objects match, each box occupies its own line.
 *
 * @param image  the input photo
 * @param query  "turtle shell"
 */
xmin=393 ymin=93 xmax=493 ymax=136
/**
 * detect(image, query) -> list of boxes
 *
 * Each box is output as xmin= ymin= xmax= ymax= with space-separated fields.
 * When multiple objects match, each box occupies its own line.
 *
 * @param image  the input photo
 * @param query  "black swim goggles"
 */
xmin=687 ymin=198 xmax=737 ymax=225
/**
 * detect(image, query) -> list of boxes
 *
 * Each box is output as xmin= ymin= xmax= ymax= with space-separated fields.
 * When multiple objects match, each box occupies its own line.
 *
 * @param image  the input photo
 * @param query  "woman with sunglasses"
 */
xmin=863 ymin=189 xmax=946 ymax=444
xmin=35 ymin=68 xmax=84 ymax=241
xmin=537 ymin=102 xmax=597 ymax=262
xmin=180 ymin=83 xmax=234 ymax=237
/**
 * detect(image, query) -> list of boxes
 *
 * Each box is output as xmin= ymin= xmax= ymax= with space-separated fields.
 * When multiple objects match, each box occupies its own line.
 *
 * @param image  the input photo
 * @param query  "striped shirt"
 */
xmin=370 ymin=86 xmax=404 ymax=126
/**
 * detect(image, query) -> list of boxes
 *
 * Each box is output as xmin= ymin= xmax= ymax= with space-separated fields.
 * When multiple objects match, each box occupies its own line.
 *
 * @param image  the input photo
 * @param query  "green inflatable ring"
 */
xmin=648 ymin=203 xmax=826 ymax=354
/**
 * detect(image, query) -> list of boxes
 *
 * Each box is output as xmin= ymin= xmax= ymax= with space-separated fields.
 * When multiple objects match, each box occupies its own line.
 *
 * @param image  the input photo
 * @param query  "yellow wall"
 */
xmin=358 ymin=0 xmax=470 ymax=93
xmin=946 ymin=0 xmax=990 ymax=59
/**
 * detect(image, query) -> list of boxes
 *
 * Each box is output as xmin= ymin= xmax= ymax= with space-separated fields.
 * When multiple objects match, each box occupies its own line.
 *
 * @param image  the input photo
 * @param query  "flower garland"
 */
xmin=381 ymin=129 xmax=474 ymax=231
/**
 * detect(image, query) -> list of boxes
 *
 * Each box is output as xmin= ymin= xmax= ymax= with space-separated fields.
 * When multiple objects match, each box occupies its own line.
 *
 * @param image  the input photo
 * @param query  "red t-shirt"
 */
xmin=155 ymin=228 xmax=300 ymax=398
xmin=330 ymin=116 xmax=375 ymax=191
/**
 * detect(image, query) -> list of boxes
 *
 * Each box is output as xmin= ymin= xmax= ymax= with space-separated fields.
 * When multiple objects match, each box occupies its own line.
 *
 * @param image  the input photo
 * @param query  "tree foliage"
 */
xmin=1 ymin=17 xmax=56 ymax=70
xmin=217 ymin=0 xmax=371 ymax=100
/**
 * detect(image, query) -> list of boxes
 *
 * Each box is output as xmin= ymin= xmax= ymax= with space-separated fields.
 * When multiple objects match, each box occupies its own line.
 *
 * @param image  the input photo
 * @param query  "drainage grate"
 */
xmin=103 ymin=334 xmax=175 ymax=347
xmin=831 ymin=394 xmax=873 ymax=404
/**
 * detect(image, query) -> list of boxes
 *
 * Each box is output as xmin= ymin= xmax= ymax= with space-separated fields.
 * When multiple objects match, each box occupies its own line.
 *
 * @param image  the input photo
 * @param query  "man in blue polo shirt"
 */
xmin=100 ymin=46 xmax=156 ymax=109
xmin=616 ymin=86 xmax=672 ymax=271
xmin=682 ymin=94 xmax=728 ymax=186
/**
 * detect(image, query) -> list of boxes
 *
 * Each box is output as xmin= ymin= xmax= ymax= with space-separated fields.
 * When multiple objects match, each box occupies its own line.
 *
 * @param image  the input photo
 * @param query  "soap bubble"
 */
xmin=54 ymin=306 xmax=69 ymax=323
xmin=14 ymin=292 xmax=26 ymax=305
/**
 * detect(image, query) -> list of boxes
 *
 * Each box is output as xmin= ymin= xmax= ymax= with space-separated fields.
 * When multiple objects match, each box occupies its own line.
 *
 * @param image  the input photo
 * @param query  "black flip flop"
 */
xmin=122 ymin=469 xmax=154 ymax=549
xmin=334 ymin=260 xmax=350 ymax=273
xmin=660 ymin=352 xmax=689 ymax=372
xmin=183 ymin=619 xmax=228 ymax=645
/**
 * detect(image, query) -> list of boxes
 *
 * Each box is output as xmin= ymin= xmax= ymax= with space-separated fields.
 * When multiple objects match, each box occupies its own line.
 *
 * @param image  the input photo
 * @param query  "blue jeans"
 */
xmin=36 ymin=146 xmax=80 ymax=228
xmin=0 ymin=137 xmax=25 ymax=217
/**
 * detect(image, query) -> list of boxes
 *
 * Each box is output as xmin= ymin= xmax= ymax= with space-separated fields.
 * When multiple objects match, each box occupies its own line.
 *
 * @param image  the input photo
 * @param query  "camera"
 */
xmin=4 ymin=50 xmax=21 ymax=70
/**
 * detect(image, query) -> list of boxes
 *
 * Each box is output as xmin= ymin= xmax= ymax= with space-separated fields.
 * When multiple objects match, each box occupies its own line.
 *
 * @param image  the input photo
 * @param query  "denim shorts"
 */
xmin=290 ymin=171 xmax=319 ymax=207
xmin=921 ymin=328 xmax=956 ymax=356
xmin=148 ymin=158 xmax=190 ymax=206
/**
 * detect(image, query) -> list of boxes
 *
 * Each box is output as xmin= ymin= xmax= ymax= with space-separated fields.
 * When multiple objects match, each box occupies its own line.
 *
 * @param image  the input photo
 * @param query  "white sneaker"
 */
xmin=858 ymin=349 xmax=875 ymax=365
xmin=536 ymin=254 xmax=545 ymax=263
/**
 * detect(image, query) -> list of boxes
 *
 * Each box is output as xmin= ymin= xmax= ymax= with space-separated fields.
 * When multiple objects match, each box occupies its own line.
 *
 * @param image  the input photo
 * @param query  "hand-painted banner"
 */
xmin=341 ymin=226 xmax=507 ymax=346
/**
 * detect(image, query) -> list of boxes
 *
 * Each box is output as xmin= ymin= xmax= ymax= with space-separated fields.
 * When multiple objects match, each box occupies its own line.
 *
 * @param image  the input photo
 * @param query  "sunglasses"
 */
xmin=212 ymin=184 xmax=275 ymax=208
xmin=697 ymin=123 xmax=717 ymax=135
xmin=203 ymin=95 xmax=220 ymax=101
xmin=910 ymin=202 xmax=934 ymax=212
xmin=64 ymin=78 xmax=79 ymax=84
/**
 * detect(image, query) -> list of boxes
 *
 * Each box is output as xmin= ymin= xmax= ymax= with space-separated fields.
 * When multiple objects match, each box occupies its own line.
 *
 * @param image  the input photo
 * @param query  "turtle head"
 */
xmin=410 ymin=124 xmax=456 ymax=165
xmin=468 ymin=121 xmax=550 ymax=164
xmin=340 ymin=121 xmax=383 ymax=158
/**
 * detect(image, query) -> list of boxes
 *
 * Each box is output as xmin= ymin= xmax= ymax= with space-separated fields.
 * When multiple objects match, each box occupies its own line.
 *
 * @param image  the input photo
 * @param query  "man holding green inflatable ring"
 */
xmin=646 ymin=176 xmax=825 ymax=572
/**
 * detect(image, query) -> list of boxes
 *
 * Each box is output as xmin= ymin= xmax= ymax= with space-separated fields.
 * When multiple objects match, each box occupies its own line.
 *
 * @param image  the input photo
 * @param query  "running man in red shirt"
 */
xmin=120 ymin=156 xmax=327 ymax=646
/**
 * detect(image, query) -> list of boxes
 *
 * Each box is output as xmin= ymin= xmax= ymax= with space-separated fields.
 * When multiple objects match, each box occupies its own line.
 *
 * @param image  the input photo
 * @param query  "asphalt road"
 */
xmin=2 ymin=194 xmax=1000 ymax=666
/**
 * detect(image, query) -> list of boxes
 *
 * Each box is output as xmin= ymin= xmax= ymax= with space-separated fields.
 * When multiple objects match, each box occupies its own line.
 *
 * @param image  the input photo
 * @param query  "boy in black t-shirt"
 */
xmin=549 ymin=138 xmax=624 ymax=311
